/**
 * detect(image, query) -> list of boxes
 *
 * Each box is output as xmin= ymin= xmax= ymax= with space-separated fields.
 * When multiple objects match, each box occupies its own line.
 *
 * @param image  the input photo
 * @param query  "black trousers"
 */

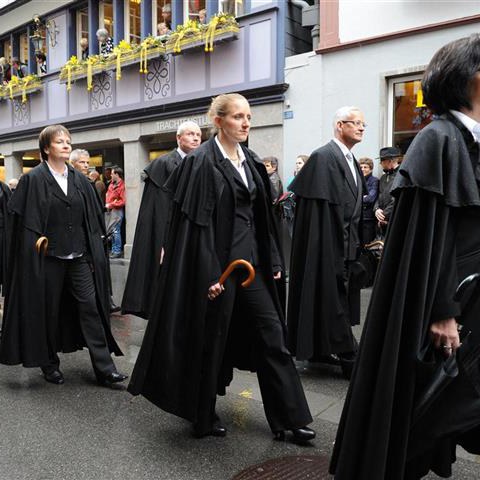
xmin=42 ymin=256 xmax=116 ymax=376
xmin=195 ymin=270 xmax=312 ymax=434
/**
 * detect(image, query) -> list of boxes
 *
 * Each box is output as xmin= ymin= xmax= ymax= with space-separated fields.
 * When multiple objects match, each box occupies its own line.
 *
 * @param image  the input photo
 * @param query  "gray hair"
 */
xmin=70 ymin=149 xmax=90 ymax=163
xmin=96 ymin=28 xmax=109 ymax=39
xmin=177 ymin=121 xmax=201 ymax=136
xmin=332 ymin=106 xmax=362 ymax=132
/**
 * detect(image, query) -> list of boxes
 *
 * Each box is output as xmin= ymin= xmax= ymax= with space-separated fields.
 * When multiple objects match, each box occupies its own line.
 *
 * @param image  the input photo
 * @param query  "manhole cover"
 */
xmin=232 ymin=455 xmax=331 ymax=479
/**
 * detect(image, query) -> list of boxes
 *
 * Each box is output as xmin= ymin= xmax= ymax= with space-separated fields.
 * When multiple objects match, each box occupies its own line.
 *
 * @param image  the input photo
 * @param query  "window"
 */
xmin=184 ymin=0 xmax=206 ymax=23
xmin=388 ymin=76 xmax=434 ymax=154
xmin=100 ymin=0 xmax=114 ymax=37
xmin=126 ymin=0 xmax=141 ymax=43
xmin=19 ymin=33 xmax=29 ymax=64
xmin=153 ymin=0 xmax=172 ymax=34
xmin=219 ymin=0 xmax=244 ymax=17
xmin=3 ymin=38 xmax=12 ymax=61
xmin=77 ymin=7 xmax=89 ymax=59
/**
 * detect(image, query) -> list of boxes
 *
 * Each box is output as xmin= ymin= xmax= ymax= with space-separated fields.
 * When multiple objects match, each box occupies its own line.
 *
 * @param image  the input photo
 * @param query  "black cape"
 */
xmin=0 ymin=181 xmax=11 ymax=292
xmin=127 ymin=137 xmax=285 ymax=422
xmin=0 ymin=163 xmax=122 ymax=367
xmin=330 ymin=116 xmax=480 ymax=479
xmin=287 ymin=141 xmax=364 ymax=359
xmin=121 ymin=149 xmax=182 ymax=318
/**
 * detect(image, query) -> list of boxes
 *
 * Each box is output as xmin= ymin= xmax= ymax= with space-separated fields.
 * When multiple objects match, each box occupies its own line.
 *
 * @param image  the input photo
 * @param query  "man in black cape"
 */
xmin=127 ymin=131 xmax=313 ymax=440
xmin=0 ymin=180 xmax=11 ymax=293
xmin=121 ymin=121 xmax=202 ymax=318
xmin=0 ymin=161 xmax=122 ymax=372
xmin=288 ymin=106 xmax=367 ymax=377
xmin=330 ymin=35 xmax=480 ymax=479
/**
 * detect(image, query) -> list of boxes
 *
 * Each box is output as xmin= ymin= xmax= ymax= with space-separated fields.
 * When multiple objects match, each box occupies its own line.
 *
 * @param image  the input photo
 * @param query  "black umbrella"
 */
xmin=411 ymin=274 xmax=480 ymax=426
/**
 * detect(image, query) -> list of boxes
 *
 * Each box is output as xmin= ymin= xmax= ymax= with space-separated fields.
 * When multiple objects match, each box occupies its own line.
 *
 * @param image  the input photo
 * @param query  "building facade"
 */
xmin=283 ymin=0 xmax=480 ymax=179
xmin=0 ymin=0 xmax=302 ymax=256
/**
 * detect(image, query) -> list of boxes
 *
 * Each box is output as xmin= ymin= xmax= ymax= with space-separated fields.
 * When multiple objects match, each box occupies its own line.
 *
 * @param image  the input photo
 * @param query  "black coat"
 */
xmin=121 ymin=149 xmax=182 ymax=318
xmin=0 ymin=163 xmax=122 ymax=367
xmin=330 ymin=116 xmax=480 ymax=479
xmin=287 ymin=140 xmax=365 ymax=359
xmin=127 ymin=137 xmax=284 ymax=422
xmin=374 ymin=166 xmax=399 ymax=221
xmin=0 ymin=181 xmax=11 ymax=292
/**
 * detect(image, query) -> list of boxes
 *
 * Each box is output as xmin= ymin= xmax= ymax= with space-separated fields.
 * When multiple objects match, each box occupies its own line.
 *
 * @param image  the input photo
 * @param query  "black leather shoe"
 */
xmin=273 ymin=427 xmax=316 ymax=443
xmin=97 ymin=372 xmax=128 ymax=387
xmin=43 ymin=369 xmax=64 ymax=385
xmin=291 ymin=427 xmax=316 ymax=443
xmin=193 ymin=424 xmax=227 ymax=438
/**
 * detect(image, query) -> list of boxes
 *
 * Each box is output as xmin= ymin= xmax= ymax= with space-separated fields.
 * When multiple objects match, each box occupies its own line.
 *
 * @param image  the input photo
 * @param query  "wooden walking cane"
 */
xmin=35 ymin=236 xmax=48 ymax=255
xmin=219 ymin=259 xmax=255 ymax=288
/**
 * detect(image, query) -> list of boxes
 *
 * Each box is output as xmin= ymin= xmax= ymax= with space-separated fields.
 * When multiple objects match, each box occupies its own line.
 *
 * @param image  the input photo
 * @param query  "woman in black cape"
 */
xmin=128 ymin=93 xmax=315 ymax=442
xmin=330 ymin=34 xmax=480 ymax=479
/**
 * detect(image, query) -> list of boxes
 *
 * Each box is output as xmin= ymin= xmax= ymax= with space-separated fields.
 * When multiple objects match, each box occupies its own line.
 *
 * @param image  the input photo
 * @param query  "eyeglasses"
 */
xmin=340 ymin=120 xmax=368 ymax=128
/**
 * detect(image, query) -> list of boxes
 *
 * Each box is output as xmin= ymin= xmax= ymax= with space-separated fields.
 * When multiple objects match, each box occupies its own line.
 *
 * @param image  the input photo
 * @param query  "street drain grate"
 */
xmin=232 ymin=455 xmax=331 ymax=479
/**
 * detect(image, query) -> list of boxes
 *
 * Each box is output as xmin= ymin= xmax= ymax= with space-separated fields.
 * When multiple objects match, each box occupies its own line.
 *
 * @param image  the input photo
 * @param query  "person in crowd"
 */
xmin=96 ymin=29 xmax=114 ymax=57
xmin=128 ymin=93 xmax=315 ymax=443
xmin=162 ymin=4 xmax=172 ymax=30
xmin=71 ymin=151 xmax=121 ymax=314
xmin=106 ymin=167 xmax=126 ymax=259
xmin=156 ymin=22 xmax=171 ymax=41
xmin=70 ymin=149 xmax=90 ymax=176
xmin=7 ymin=178 xmax=18 ymax=192
xmin=103 ymin=166 xmax=112 ymax=190
xmin=198 ymin=9 xmax=207 ymax=24
xmin=11 ymin=57 xmax=27 ymax=78
xmin=263 ymin=156 xmax=283 ymax=202
xmin=374 ymin=146 xmax=401 ymax=239
xmin=0 ymin=180 xmax=11 ymax=298
xmin=35 ymin=53 xmax=47 ymax=75
xmin=89 ymin=170 xmax=106 ymax=203
xmin=288 ymin=106 xmax=367 ymax=378
xmin=359 ymin=157 xmax=379 ymax=244
xmin=80 ymin=38 xmax=89 ymax=60
xmin=122 ymin=121 xmax=202 ymax=319
xmin=0 ymin=124 xmax=127 ymax=387
xmin=331 ymin=34 xmax=480 ymax=480
xmin=0 ymin=57 xmax=11 ymax=84
xmin=286 ymin=154 xmax=308 ymax=189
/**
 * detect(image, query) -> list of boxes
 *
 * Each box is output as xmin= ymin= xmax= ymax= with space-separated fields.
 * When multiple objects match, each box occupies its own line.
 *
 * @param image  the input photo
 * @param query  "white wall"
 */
xmin=339 ymin=0 xmax=480 ymax=43
xmin=284 ymin=22 xmax=480 ymax=180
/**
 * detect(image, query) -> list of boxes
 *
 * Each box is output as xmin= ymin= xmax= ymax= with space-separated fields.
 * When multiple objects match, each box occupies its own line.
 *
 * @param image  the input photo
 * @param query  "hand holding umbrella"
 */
xmin=208 ymin=259 xmax=255 ymax=301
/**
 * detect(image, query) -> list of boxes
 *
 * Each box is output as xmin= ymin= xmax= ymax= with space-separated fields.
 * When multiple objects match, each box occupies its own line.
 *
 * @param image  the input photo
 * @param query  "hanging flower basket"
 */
xmin=1 ymin=75 xmax=43 ymax=103
xmin=165 ymin=13 xmax=239 ymax=54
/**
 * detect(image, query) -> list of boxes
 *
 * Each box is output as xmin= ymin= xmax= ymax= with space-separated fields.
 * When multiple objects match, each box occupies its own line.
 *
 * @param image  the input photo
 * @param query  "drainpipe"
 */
xmin=288 ymin=0 xmax=320 ymax=50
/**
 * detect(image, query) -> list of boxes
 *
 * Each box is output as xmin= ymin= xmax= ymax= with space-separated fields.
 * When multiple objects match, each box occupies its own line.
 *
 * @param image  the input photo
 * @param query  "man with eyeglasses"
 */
xmin=288 ymin=106 xmax=367 ymax=379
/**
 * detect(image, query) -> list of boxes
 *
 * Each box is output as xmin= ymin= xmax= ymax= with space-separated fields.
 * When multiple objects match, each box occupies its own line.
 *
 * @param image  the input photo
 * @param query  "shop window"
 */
xmin=153 ymin=0 xmax=172 ymax=34
xmin=77 ymin=7 xmax=89 ymax=60
xmin=184 ymin=0 xmax=207 ymax=24
xmin=219 ymin=0 xmax=244 ymax=17
xmin=100 ymin=0 xmax=114 ymax=37
xmin=126 ymin=0 xmax=141 ymax=43
xmin=389 ymin=76 xmax=434 ymax=154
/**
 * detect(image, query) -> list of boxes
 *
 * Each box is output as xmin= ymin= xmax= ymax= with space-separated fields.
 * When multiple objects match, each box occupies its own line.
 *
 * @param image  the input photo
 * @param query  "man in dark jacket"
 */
xmin=121 ymin=121 xmax=201 ymax=318
xmin=288 ymin=106 xmax=367 ymax=378
xmin=374 ymin=146 xmax=401 ymax=238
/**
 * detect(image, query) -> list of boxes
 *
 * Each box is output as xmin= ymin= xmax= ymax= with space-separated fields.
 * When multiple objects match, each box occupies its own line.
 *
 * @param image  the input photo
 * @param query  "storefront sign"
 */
xmin=156 ymin=114 xmax=210 ymax=133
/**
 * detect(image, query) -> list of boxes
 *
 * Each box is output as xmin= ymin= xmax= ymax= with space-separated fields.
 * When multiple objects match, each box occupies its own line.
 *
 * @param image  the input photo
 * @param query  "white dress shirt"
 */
xmin=214 ymin=136 xmax=248 ymax=186
xmin=177 ymin=147 xmax=188 ymax=159
xmin=450 ymin=110 xmax=480 ymax=143
xmin=333 ymin=138 xmax=357 ymax=186
xmin=47 ymin=161 xmax=68 ymax=195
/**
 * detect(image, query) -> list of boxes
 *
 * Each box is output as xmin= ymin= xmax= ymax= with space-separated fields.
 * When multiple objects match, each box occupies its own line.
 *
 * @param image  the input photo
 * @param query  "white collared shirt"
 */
xmin=333 ymin=138 xmax=357 ymax=186
xmin=450 ymin=110 xmax=480 ymax=143
xmin=177 ymin=147 xmax=188 ymax=159
xmin=47 ymin=161 xmax=68 ymax=195
xmin=214 ymin=136 xmax=248 ymax=186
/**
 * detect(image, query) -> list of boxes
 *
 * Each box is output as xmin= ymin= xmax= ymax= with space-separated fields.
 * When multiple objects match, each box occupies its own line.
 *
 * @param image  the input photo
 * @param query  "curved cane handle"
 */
xmin=35 ymin=236 xmax=49 ymax=255
xmin=219 ymin=259 xmax=255 ymax=288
